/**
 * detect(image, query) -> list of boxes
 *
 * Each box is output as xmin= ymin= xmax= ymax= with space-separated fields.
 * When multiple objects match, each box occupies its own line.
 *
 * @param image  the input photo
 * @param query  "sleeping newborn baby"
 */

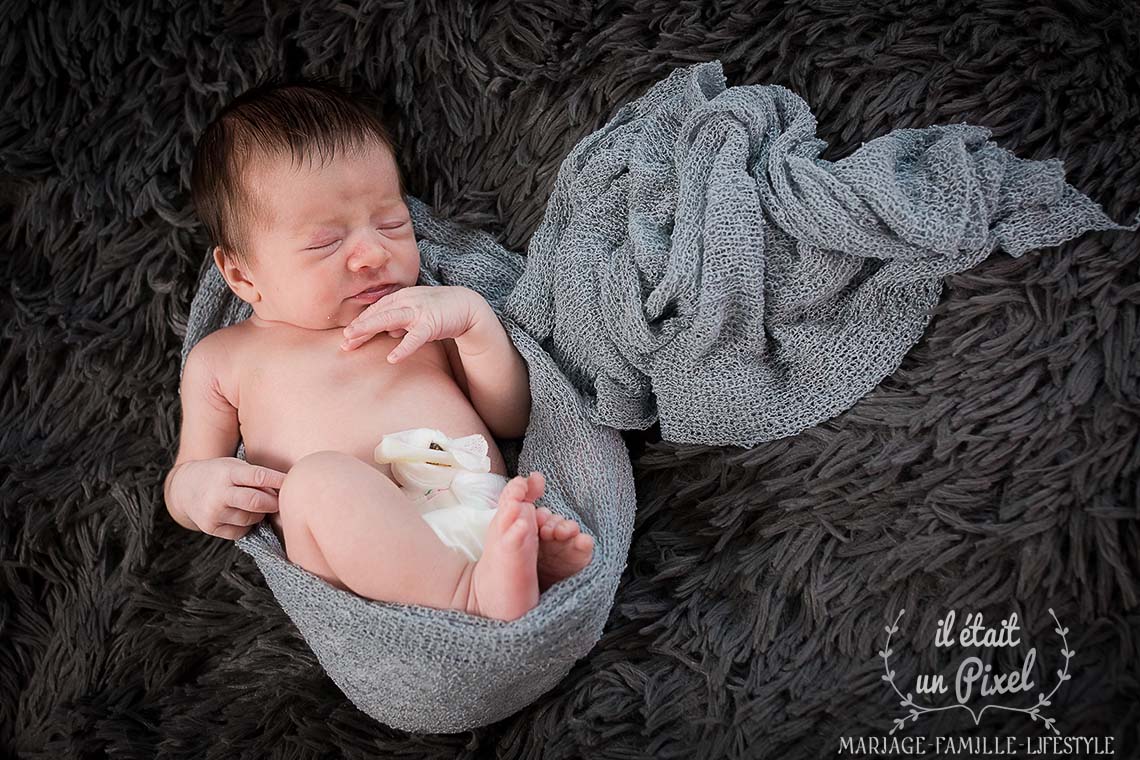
xmin=163 ymin=80 xmax=593 ymax=621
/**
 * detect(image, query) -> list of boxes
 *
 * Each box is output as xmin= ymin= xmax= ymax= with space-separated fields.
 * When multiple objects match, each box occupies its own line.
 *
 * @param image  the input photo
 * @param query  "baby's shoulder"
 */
xmin=190 ymin=323 xmax=244 ymax=359
xmin=187 ymin=325 xmax=244 ymax=406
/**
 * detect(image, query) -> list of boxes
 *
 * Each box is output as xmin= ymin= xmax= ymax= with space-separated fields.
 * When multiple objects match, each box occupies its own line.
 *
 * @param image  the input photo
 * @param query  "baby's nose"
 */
xmin=348 ymin=237 xmax=391 ymax=267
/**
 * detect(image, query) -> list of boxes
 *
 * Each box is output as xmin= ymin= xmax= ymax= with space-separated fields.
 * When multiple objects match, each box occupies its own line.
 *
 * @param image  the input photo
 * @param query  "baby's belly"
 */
xmin=237 ymin=347 xmax=508 ymax=479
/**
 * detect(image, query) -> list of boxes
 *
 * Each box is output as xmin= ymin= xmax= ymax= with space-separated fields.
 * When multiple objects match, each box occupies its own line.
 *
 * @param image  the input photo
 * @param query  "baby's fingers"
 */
xmin=225 ymin=485 xmax=280 ymax=513
xmin=345 ymin=306 xmax=414 ymax=340
xmin=341 ymin=307 xmax=415 ymax=352
xmin=217 ymin=505 xmax=269 ymax=527
xmin=231 ymin=462 xmax=287 ymax=492
xmin=387 ymin=322 xmax=432 ymax=363
xmin=346 ymin=327 xmax=406 ymax=347
xmin=211 ymin=524 xmax=252 ymax=541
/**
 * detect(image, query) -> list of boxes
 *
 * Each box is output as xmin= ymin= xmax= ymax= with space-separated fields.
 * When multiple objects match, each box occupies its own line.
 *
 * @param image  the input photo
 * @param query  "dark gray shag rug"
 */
xmin=2 ymin=1 xmax=1138 ymax=757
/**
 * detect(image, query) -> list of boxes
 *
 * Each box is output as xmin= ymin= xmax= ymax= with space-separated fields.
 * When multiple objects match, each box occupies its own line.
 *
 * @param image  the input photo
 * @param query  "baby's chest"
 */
xmin=235 ymin=338 xmax=473 ymax=466
xmin=245 ymin=334 xmax=448 ymax=407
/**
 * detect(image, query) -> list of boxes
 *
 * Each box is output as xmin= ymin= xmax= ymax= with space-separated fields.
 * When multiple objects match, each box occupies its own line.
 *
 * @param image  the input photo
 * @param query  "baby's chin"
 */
xmin=248 ymin=312 xmax=352 ymax=331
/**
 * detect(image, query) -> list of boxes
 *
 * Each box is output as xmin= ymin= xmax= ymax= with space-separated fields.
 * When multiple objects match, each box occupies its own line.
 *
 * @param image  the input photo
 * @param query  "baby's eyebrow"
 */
xmin=290 ymin=199 xmax=406 ymax=237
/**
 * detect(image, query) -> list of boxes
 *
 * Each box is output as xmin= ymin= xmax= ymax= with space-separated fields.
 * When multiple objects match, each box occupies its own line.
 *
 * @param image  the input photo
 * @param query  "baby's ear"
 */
xmin=213 ymin=246 xmax=237 ymax=288
xmin=212 ymin=246 xmax=256 ymax=301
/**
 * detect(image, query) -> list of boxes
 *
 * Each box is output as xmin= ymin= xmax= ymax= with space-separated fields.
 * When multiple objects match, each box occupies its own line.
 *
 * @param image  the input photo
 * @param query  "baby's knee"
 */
xmin=278 ymin=450 xmax=357 ymax=518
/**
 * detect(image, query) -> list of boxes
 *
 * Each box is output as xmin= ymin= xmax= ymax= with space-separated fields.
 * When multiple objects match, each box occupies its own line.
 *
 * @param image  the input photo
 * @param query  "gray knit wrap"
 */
xmin=179 ymin=60 xmax=1136 ymax=732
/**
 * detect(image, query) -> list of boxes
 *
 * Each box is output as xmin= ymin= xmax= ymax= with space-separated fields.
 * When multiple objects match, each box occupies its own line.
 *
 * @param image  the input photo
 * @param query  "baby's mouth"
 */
xmin=350 ymin=283 xmax=399 ymax=300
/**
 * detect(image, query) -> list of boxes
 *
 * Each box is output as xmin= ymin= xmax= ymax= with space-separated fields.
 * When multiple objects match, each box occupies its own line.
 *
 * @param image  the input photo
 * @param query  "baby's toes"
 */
xmin=539 ymin=515 xmax=561 ymax=540
xmin=535 ymin=506 xmax=554 ymax=528
xmin=507 ymin=501 xmax=537 ymax=548
xmin=554 ymin=520 xmax=580 ymax=540
xmin=494 ymin=494 xmax=520 ymax=526
xmin=525 ymin=472 xmax=546 ymax=502
xmin=498 ymin=476 xmax=527 ymax=507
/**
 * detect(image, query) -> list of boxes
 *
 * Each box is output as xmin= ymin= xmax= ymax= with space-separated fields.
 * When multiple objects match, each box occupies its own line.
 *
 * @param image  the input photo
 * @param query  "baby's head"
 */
xmin=190 ymin=77 xmax=421 ymax=330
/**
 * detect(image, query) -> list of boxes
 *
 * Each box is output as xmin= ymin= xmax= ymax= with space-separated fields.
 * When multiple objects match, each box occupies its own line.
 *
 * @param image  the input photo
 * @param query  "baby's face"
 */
xmin=224 ymin=140 xmax=420 ymax=330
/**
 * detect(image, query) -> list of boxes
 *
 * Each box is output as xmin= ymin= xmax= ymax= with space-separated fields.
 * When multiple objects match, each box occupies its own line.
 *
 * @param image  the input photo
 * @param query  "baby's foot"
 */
xmin=535 ymin=504 xmax=594 ymax=593
xmin=466 ymin=474 xmax=540 ymax=621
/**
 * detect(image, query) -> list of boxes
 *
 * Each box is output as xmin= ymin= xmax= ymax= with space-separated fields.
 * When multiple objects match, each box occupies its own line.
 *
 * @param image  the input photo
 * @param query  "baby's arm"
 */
xmin=451 ymin=298 xmax=531 ymax=439
xmin=164 ymin=334 xmax=284 ymax=537
xmin=165 ymin=334 xmax=241 ymax=529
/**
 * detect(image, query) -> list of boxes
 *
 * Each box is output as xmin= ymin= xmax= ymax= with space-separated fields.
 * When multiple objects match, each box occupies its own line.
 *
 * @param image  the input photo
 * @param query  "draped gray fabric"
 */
xmin=502 ymin=61 xmax=1138 ymax=446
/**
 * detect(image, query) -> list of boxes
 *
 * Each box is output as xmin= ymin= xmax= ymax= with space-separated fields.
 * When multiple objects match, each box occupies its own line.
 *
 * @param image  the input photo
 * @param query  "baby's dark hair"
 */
xmin=190 ymin=75 xmax=404 ymax=270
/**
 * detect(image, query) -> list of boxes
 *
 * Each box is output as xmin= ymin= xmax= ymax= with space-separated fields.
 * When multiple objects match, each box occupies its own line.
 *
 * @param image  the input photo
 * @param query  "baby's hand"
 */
xmin=169 ymin=457 xmax=285 ymax=540
xmin=340 ymin=285 xmax=484 ymax=363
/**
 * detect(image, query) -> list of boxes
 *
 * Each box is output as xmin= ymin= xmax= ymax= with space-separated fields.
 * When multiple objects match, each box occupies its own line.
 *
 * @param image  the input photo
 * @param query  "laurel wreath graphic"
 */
xmin=880 ymin=608 xmax=1074 ymax=736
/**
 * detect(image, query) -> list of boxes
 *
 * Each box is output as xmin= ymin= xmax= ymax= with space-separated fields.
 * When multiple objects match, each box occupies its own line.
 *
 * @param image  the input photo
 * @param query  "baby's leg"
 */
xmin=276 ymin=450 xmax=538 ymax=620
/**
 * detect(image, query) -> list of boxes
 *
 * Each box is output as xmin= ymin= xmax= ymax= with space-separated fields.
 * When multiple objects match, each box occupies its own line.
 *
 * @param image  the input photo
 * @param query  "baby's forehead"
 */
xmin=242 ymin=142 xmax=400 ymax=229
xmin=246 ymin=140 xmax=391 ymax=179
